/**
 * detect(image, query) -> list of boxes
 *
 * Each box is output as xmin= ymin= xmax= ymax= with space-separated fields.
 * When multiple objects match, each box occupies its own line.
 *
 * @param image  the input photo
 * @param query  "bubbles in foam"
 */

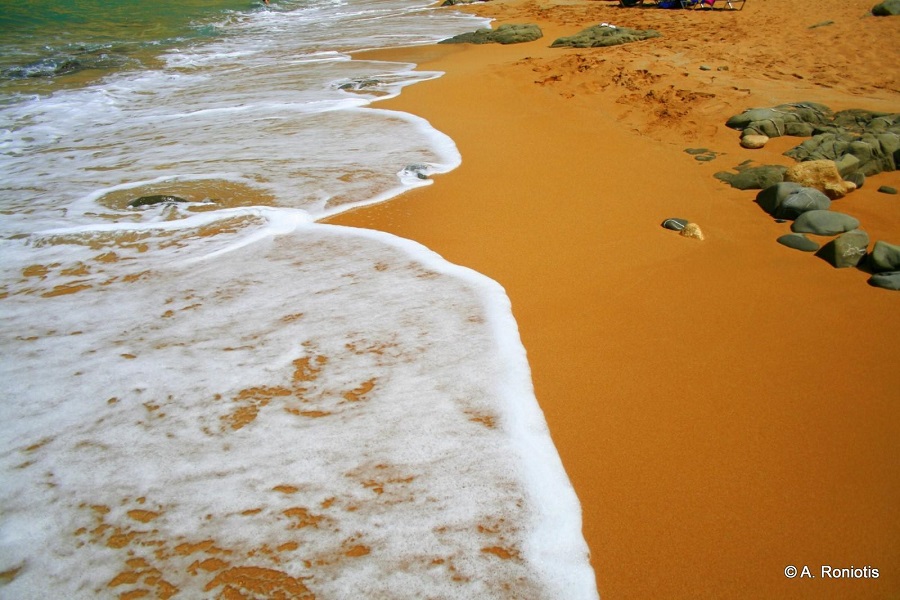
xmin=0 ymin=0 xmax=598 ymax=596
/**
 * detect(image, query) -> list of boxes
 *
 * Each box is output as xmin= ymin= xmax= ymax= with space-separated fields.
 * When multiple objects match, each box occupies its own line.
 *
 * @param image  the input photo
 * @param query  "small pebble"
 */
xmin=877 ymin=185 xmax=897 ymax=195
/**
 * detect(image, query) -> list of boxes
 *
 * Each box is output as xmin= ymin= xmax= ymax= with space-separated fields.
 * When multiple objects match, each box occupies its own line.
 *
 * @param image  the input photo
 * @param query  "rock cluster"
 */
xmin=723 ymin=104 xmax=900 ymax=185
xmin=550 ymin=25 xmax=661 ymax=48
xmin=439 ymin=24 xmax=543 ymax=45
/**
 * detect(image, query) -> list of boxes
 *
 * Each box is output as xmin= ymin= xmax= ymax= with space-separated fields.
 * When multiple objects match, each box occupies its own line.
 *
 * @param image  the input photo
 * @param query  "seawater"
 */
xmin=0 ymin=1 xmax=598 ymax=598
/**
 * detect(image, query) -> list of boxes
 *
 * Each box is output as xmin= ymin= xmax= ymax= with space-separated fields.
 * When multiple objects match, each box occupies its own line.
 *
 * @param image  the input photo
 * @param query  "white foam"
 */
xmin=0 ymin=0 xmax=598 ymax=596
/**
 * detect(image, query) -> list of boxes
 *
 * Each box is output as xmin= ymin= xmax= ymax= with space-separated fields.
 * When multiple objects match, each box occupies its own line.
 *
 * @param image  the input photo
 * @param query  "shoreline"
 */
xmin=330 ymin=0 xmax=900 ymax=597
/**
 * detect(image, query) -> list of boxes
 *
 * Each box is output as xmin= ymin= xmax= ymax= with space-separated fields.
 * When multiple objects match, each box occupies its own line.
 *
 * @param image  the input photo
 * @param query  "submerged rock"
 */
xmin=129 ymin=195 xmax=189 ymax=208
xmin=550 ymin=25 xmax=661 ymax=48
xmin=440 ymin=24 xmax=543 ymax=45
xmin=791 ymin=210 xmax=860 ymax=235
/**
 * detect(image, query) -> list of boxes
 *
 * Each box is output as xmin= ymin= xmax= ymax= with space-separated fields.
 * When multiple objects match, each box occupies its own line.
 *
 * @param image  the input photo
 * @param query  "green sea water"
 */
xmin=0 ymin=0 xmax=264 ymax=93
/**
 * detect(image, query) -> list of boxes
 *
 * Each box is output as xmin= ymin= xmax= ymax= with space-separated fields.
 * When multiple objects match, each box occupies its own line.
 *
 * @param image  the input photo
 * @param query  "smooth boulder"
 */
xmin=756 ymin=182 xmax=831 ymax=219
xmin=868 ymin=241 xmax=900 ymax=272
xmin=791 ymin=210 xmax=860 ymax=235
xmin=869 ymin=271 xmax=900 ymax=290
xmin=777 ymin=233 xmax=820 ymax=252
xmin=872 ymin=0 xmax=900 ymax=15
xmin=818 ymin=229 xmax=869 ymax=268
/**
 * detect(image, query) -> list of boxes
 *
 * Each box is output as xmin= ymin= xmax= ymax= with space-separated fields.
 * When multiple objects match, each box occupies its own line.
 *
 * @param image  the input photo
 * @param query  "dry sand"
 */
xmin=329 ymin=0 xmax=900 ymax=597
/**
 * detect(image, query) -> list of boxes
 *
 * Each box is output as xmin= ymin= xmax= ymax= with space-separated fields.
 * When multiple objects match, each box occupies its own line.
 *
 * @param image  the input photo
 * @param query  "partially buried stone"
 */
xmin=868 ymin=271 xmax=900 ymax=290
xmin=129 ymin=195 xmax=188 ymax=208
xmin=777 ymin=233 xmax=820 ymax=252
xmin=714 ymin=164 xmax=787 ymax=190
xmin=817 ymin=229 xmax=869 ymax=268
xmin=791 ymin=210 xmax=860 ymax=235
xmin=877 ymin=185 xmax=898 ymax=194
xmin=868 ymin=240 xmax=900 ymax=272
xmin=661 ymin=218 xmax=689 ymax=231
xmin=680 ymin=223 xmax=704 ymax=240
xmin=440 ymin=24 xmax=542 ymax=45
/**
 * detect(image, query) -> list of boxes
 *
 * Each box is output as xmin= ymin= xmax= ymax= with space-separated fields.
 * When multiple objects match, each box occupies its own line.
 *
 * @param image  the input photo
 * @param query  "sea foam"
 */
xmin=0 ymin=0 xmax=598 ymax=597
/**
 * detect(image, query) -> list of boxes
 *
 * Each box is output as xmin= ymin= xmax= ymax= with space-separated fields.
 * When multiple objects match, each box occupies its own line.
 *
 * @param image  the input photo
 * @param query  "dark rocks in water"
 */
xmin=440 ymin=24 xmax=543 ymax=45
xmin=777 ymin=233 xmax=820 ymax=252
xmin=878 ymin=185 xmax=898 ymax=194
xmin=338 ymin=78 xmax=381 ymax=91
xmin=868 ymin=241 xmax=900 ymax=272
xmin=3 ymin=49 xmax=130 ymax=80
xmin=550 ymin=25 xmax=661 ymax=48
xmin=129 ymin=195 xmax=189 ymax=208
xmin=714 ymin=164 xmax=786 ymax=190
xmin=756 ymin=182 xmax=830 ymax=219
xmin=661 ymin=218 xmax=689 ymax=231
xmin=402 ymin=164 xmax=430 ymax=180
xmin=817 ymin=229 xmax=869 ymax=268
xmin=791 ymin=210 xmax=860 ymax=235
xmin=868 ymin=271 xmax=900 ymax=290
xmin=872 ymin=0 xmax=900 ymax=15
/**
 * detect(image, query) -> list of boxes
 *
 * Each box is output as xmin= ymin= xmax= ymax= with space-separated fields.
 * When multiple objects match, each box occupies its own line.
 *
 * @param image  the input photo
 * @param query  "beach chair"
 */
xmin=723 ymin=0 xmax=746 ymax=8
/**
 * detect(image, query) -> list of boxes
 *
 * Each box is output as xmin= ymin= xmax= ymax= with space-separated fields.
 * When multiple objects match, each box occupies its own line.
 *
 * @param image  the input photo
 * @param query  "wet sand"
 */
xmin=329 ymin=0 xmax=900 ymax=597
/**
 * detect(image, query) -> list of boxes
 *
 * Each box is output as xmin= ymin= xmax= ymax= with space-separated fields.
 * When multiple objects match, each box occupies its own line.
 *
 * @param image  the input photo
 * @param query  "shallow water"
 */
xmin=0 ymin=1 xmax=598 ymax=597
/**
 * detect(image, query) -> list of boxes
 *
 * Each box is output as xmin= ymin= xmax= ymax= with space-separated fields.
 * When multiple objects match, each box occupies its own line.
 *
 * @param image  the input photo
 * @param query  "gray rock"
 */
xmin=550 ymin=25 xmax=661 ymax=48
xmin=725 ymin=102 xmax=832 ymax=138
xmin=714 ymin=164 xmax=787 ymax=190
xmin=835 ymin=153 xmax=861 ymax=177
xmin=818 ymin=229 xmax=870 ymax=268
xmin=791 ymin=210 xmax=860 ymax=235
xmin=846 ymin=172 xmax=866 ymax=188
xmin=868 ymin=241 xmax=900 ymax=272
xmin=777 ymin=233 xmax=820 ymax=252
xmin=661 ymin=218 xmax=689 ymax=231
xmin=868 ymin=271 xmax=900 ymax=290
xmin=440 ymin=24 xmax=543 ymax=45
xmin=129 ymin=195 xmax=188 ymax=208
xmin=756 ymin=183 xmax=831 ymax=219
xmin=877 ymin=185 xmax=898 ymax=194
xmin=872 ymin=0 xmax=900 ymax=15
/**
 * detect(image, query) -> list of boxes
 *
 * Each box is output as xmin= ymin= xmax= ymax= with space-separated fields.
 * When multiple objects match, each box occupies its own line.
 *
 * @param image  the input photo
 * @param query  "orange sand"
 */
xmin=329 ymin=0 xmax=900 ymax=597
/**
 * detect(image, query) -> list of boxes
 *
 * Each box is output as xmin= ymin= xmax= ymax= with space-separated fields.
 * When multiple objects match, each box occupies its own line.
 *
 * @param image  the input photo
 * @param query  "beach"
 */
xmin=330 ymin=0 xmax=900 ymax=597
